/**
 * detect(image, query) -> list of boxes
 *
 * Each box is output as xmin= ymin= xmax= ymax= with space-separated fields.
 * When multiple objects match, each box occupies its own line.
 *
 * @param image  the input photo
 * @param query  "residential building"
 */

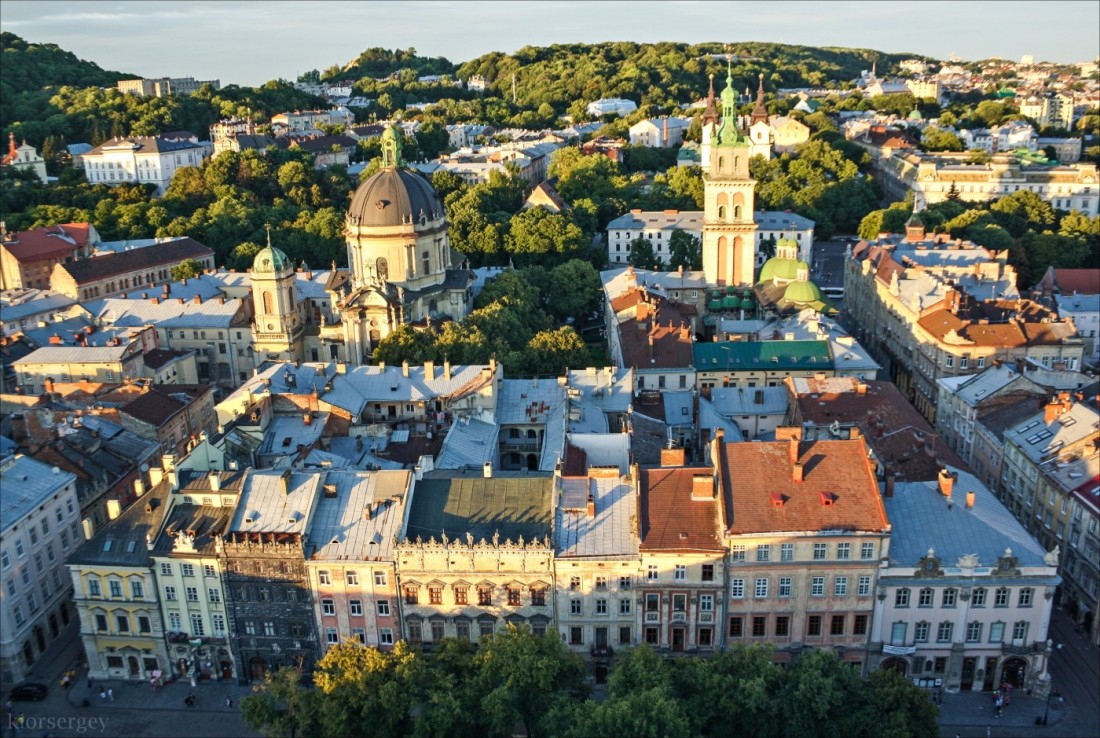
xmin=150 ymin=469 xmax=246 ymax=682
xmin=306 ymin=470 xmax=411 ymax=652
xmin=695 ymin=340 xmax=833 ymax=390
xmin=118 ymin=77 xmax=219 ymax=97
xmin=81 ymin=136 xmax=211 ymax=196
xmin=1 ymin=133 xmax=47 ymax=183
xmin=636 ymin=459 xmax=725 ymax=653
xmin=845 ymin=226 xmax=1082 ymax=421
xmin=1061 ymin=454 xmax=1100 ymax=646
xmin=1 ymin=290 xmax=81 ymax=337
xmin=68 ymin=477 xmax=170 ymax=682
xmin=586 ymin=99 xmax=637 ymax=118
xmin=1000 ymin=394 xmax=1100 ymax=540
xmin=118 ymin=384 xmax=217 ymax=458
xmin=221 ymin=469 xmax=322 ymax=681
xmin=629 ymin=117 xmax=690 ymax=148
xmin=49 ymin=237 xmax=215 ymax=301
xmin=0 ymin=456 xmax=81 ymax=684
xmin=554 ymin=466 xmax=640 ymax=666
xmin=141 ymin=348 xmax=200 ymax=385
xmin=394 ymin=471 xmax=556 ymax=647
xmin=274 ymin=134 xmax=356 ymax=170
xmin=606 ymin=284 xmax=695 ymax=393
xmin=0 ymin=223 xmax=98 ymax=291
xmin=706 ymin=385 xmax=787 ymax=440
xmin=716 ymin=429 xmax=891 ymax=667
xmin=13 ymin=344 xmax=145 ymax=395
xmin=870 ymin=468 xmax=1059 ymax=696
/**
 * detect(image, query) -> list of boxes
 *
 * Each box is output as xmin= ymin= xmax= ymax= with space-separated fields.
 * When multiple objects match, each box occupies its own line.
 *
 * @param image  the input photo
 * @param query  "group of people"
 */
xmin=992 ymin=681 xmax=1014 ymax=717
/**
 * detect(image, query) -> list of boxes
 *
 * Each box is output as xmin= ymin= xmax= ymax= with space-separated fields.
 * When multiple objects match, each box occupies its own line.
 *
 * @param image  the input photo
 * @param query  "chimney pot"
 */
xmin=938 ymin=468 xmax=957 ymax=497
xmin=966 ymin=490 xmax=976 ymax=509
xmin=792 ymin=461 xmax=804 ymax=483
xmin=586 ymin=494 xmax=596 ymax=517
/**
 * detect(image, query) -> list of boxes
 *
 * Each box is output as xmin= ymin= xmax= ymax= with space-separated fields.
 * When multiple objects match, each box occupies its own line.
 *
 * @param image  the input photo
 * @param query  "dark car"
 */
xmin=9 ymin=682 xmax=48 ymax=701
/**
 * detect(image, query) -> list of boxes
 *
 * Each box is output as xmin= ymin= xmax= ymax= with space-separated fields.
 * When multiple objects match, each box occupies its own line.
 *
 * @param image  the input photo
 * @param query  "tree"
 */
xmin=628 ymin=236 xmax=659 ymax=269
xmin=547 ymin=259 xmax=602 ymax=322
xmin=516 ymin=327 xmax=591 ymax=377
xmin=505 ymin=206 xmax=587 ymax=265
xmin=921 ymin=127 xmax=963 ymax=152
xmin=240 ymin=666 xmax=322 ymax=738
xmin=170 ymin=258 xmax=203 ymax=281
xmin=991 ymin=189 xmax=1055 ymax=228
xmin=667 ymin=229 xmax=702 ymax=270
xmin=372 ymin=324 xmax=438 ymax=366
xmin=312 ymin=641 xmax=419 ymax=738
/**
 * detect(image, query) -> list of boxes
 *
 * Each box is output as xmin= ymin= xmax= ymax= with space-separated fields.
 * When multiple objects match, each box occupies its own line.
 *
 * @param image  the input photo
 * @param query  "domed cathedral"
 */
xmin=702 ymin=56 xmax=758 ymax=288
xmin=337 ymin=124 xmax=474 ymax=365
xmin=754 ymin=234 xmax=832 ymax=316
xmin=251 ymin=226 xmax=305 ymax=363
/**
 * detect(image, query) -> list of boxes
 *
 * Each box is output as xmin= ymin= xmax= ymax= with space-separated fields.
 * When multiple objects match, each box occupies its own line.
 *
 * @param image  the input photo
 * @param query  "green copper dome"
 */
xmin=784 ymin=278 xmax=824 ymax=306
xmin=253 ymin=245 xmax=291 ymax=274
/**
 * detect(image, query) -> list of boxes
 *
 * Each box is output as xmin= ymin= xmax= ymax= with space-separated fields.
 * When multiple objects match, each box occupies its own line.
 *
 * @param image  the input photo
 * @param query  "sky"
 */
xmin=2 ymin=0 xmax=1098 ymax=88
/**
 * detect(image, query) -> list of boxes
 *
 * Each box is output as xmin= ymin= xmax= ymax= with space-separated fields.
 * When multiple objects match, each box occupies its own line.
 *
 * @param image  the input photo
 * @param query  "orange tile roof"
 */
xmin=611 ymin=287 xmax=695 ymax=370
xmin=1 ymin=223 xmax=89 ymax=263
xmin=639 ymin=468 xmax=724 ymax=552
xmin=1051 ymin=269 xmax=1100 ymax=295
xmin=717 ymin=437 xmax=889 ymax=536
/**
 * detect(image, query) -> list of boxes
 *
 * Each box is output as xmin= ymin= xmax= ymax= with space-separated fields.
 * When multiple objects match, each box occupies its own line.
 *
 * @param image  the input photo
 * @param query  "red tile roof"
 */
xmin=1051 ymin=269 xmax=1100 ymax=295
xmin=611 ymin=287 xmax=694 ymax=370
xmin=639 ymin=468 xmax=724 ymax=552
xmin=717 ymin=437 xmax=889 ymax=535
xmin=1 ymin=224 xmax=90 ymax=263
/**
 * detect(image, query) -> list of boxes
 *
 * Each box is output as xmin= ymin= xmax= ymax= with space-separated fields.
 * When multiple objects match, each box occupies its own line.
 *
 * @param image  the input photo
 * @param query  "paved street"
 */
xmin=3 ymin=633 xmax=260 ymax=738
xmin=811 ymin=237 xmax=850 ymax=290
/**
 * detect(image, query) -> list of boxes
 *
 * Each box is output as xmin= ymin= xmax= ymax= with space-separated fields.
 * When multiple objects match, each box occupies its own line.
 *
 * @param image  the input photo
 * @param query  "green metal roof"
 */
xmin=722 ymin=296 xmax=739 ymax=309
xmin=404 ymin=475 xmax=553 ymax=543
xmin=694 ymin=340 xmax=833 ymax=371
xmin=709 ymin=299 xmax=723 ymax=311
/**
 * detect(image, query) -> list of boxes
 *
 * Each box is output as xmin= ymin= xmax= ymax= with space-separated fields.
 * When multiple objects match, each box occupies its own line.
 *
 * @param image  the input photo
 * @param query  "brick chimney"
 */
xmin=424 ymin=360 xmax=435 ymax=381
xmin=792 ymin=461 xmax=804 ymax=483
xmin=660 ymin=447 xmax=686 ymax=467
xmin=966 ymin=490 xmax=976 ymax=509
xmin=44 ymin=377 xmax=54 ymax=394
xmin=788 ymin=435 xmax=800 ymax=465
xmin=1044 ymin=398 xmax=1066 ymax=424
xmin=193 ymin=295 xmax=202 ymax=304
xmin=884 ymin=475 xmax=895 ymax=498
xmin=586 ymin=493 xmax=596 ymax=517
xmin=938 ymin=468 xmax=957 ymax=497
xmin=692 ymin=474 xmax=715 ymax=500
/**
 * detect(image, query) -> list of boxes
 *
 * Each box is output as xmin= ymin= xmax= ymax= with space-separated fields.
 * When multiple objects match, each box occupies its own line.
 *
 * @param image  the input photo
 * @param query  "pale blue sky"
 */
xmin=3 ymin=1 xmax=1098 ymax=87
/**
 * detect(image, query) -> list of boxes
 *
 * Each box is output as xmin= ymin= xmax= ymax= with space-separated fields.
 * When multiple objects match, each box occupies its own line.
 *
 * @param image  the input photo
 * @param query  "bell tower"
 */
xmin=702 ymin=52 xmax=758 ymax=287
xmin=250 ymin=224 xmax=304 ymax=363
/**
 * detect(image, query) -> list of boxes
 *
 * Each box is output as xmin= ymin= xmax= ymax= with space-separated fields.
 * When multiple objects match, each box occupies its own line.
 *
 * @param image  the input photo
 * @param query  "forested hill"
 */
xmin=2 ymin=32 xmax=133 ymax=94
xmin=451 ymin=41 xmax=928 ymax=116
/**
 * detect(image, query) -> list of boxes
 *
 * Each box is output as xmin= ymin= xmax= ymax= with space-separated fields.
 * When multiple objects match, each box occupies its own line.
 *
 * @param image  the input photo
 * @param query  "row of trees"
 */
xmin=858 ymin=190 xmax=1100 ymax=287
xmin=372 ymin=265 xmax=601 ymax=378
xmin=242 ymin=630 xmax=939 ymax=738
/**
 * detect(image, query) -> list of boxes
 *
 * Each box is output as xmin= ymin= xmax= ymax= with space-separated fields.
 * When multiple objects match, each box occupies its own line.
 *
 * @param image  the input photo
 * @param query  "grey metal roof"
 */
xmin=68 ymin=482 xmax=170 ymax=567
xmin=555 ymin=475 xmax=639 ymax=558
xmin=13 ymin=345 xmax=133 ymax=364
xmin=887 ymin=468 xmax=1047 ymax=568
xmin=937 ymin=364 xmax=1020 ymax=406
xmin=257 ymin=414 xmax=327 ymax=458
xmin=698 ymin=397 xmax=743 ymax=439
xmin=231 ymin=470 xmax=321 ymax=534
xmin=88 ymin=296 xmax=244 ymax=329
xmin=1004 ymin=402 xmax=1099 ymax=464
xmin=404 ymin=472 xmax=553 ymax=543
xmin=436 ymin=417 xmax=499 ymax=470
xmin=709 ymin=386 xmax=789 ymax=416
xmin=322 ymin=363 xmax=493 ymax=416
xmin=566 ymin=367 xmax=633 ymax=414
xmin=307 ymin=470 xmax=411 ymax=562
xmin=662 ymin=391 xmax=695 ymax=426
xmin=0 ymin=455 xmax=77 ymax=534
xmin=0 ymin=292 xmax=78 ymax=323
xmin=499 ymin=378 xmax=565 ymax=425
xmin=564 ymin=433 xmax=630 ymax=474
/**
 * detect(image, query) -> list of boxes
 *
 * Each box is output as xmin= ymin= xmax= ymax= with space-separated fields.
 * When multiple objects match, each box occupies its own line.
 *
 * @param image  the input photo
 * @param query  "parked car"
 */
xmin=9 ymin=682 xmax=48 ymax=701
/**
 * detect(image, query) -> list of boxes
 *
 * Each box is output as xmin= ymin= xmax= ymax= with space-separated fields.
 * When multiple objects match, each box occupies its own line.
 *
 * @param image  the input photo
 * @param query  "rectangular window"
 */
xmin=836 ymin=543 xmax=851 ymax=560
xmin=853 ymin=614 xmax=868 ymax=636
xmin=813 ymin=543 xmax=827 ymax=560
xmin=994 ymin=588 xmax=1009 ymax=607
xmin=834 ymin=577 xmax=848 ymax=597
xmin=966 ymin=621 xmax=982 ymax=643
xmin=731 ymin=545 xmax=746 ymax=562
xmin=571 ymin=599 xmax=582 ymax=615
xmin=165 ymin=586 xmax=176 ymax=601
xmin=374 ymin=600 xmax=389 ymax=617
xmin=778 ymin=577 xmax=792 ymax=598
xmin=345 ymin=571 xmax=359 ymax=586
xmin=752 ymin=616 xmax=767 ymax=637
xmin=807 ymin=615 xmax=822 ymax=637
xmin=936 ymin=621 xmax=952 ymax=643
xmin=647 ymin=565 xmax=659 ymax=580
xmin=895 ymin=588 xmax=910 ymax=607
xmin=322 ymin=599 xmax=335 ymax=615
xmin=731 ymin=578 xmax=745 ymax=599
xmin=109 ymin=580 xmax=123 ymax=598
xmin=95 ymin=613 xmax=108 ymax=631
xmin=857 ymin=576 xmax=871 ymax=597
xmin=830 ymin=615 xmax=845 ymax=636
xmin=754 ymin=578 xmax=769 ymax=598
xmin=181 ymin=564 xmax=194 ymax=577
xmin=674 ymin=565 xmax=686 ymax=581
xmin=319 ymin=571 xmax=331 ymax=585
xmin=1018 ymin=588 xmax=1033 ymax=607
xmin=263 ymin=621 xmax=275 ymax=637
xmin=972 ymin=588 xmax=986 ymax=607
xmin=507 ymin=588 xmax=521 ymax=607
xmin=186 ymin=587 xmax=199 ymax=602
xmin=374 ymin=571 xmax=386 ymax=586
xmin=404 ymin=587 xmax=418 ymax=605
xmin=781 ymin=543 xmax=794 ymax=561
xmin=646 ymin=593 xmax=659 ymax=612
xmin=204 ymin=565 xmax=216 ymax=578
xmin=430 ymin=620 xmax=444 ymax=643
xmin=915 ymin=621 xmax=930 ymax=642
xmin=570 ymin=627 xmax=583 ymax=645
xmin=890 ymin=622 xmax=907 ymax=645
xmin=756 ymin=544 xmax=771 ymax=562
xmin=569 ymin=576 xmax=581 ymax=590
xmin=701 ymin=565 xmax=714 ymax=582
xmin=699 ymin=594 xmax=714 ymax=612
xmin=775 ymin=616 xmax=791 ymax=637
xmin=454 ymin=587 xmax=468 ymax=605
xmin=1012 ymin=621 xmax=1028 ymax=641
xmin=596 ymin=599 xmax=608 ymax=614
xmin=532 ymin=588 xmax=546 ymax=606
xmin=619 ymin=626 xmax=632 ymax=645
xmin=943 ymin=588 xmax=957 ymax=607
xmin=595 ymin=575 xmax=608 ymax=590
xmin=918 ymin=589 xmax=933 ymax=607
xmin=350 ymin=600 xmax=363 ymax=616
xmin=673 ymin=594 xmax=687 ymax=612
xmin=989 ymin=621 xmax=1005 ymax=643
xmin=620 ymin=598 xmax=632 ymax=615
xmin=860 ymin=542 xmax=875 ymax=560
xmin=619 ymin=576 xmax=632 ymax=589
xmin=190 ymin=614 xmax=204 ymax=636
xmin=429 ymin=587 xmax=443 ymax=605
xmin=454 ymin=622 xmax=469 ymax=641
xmin=811 ymin=576 xmax=825 ymax=597
xmin=728 ymin=616 xmax=743 ymax=638
xmin=478 ymin=588 xmax=492 ymax=606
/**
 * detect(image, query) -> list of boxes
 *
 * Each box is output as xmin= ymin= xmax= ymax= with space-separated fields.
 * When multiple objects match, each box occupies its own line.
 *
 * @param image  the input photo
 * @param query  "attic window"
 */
xmin=771 ymin=492 xmax=785 ymax=507
xmin=819 ymin=491 xmax=835 ymax=507
xmin=679 ymin=532 xmax=689 ymax=540
xmin=103 ymin=540 xmax=113 ymax=552
xmin=126 ymin=541 xmax=136 ymax=553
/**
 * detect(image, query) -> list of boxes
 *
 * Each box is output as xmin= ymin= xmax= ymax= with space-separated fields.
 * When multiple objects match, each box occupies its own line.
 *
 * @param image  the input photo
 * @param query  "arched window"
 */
xmin=733 ymin=205 xmax=742 ymax=220
xmin=718 ymin=205 xmax=727 ymax=220
xmin=422 ymin=251 xmax=431 ymax=275
xmin=734 ymin=157 xmax=740 ymax=170
xmin=262 ymin=291 xmax=273 ymax=314
xmin=719 ymin=156 xmax=725 ymax=169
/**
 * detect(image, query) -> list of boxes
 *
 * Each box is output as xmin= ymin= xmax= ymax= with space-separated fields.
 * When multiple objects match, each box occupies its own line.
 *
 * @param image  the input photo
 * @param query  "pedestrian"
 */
xmin=226 ymin=696 xmax=233 ymax=709
xmin=98 ymin=687 xmax=106 ymax=702
xmin=106 ymin=687 xmax=113 ymax=702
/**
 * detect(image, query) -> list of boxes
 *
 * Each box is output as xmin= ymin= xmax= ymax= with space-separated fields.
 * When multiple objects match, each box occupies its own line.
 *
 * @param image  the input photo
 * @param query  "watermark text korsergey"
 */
xmin=7 ymin=713 xmax=110 ymax=734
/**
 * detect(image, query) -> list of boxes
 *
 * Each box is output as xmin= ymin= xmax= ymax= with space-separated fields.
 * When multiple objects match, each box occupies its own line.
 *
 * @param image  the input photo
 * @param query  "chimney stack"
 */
xmin=402 ymin=360 xmax=410 ymax=378
xmin=884 ymin=475 xmax=895 ymax=498
xmin=193 ymin=295 xmax=202 ymax=304
xmin=424 ymin=360 xmax=435 ymax=381
xmin=792 ymin=461 xmax=804 ymax=483
xmin=660 ymin=447 xmax=686 ymax=467
xmin=443 ymin=359 xmax=452 ymax=380
xmin=483 ymin=461 xmax=492 ymax=478
xmin=692 ymin=475 xmax=715 ymax=500
xmin=966 ymin=490 xmax=976 ymax=509
xmin=586 ymin=494 xmax=596 ymax=517
xmin=133 ymin=477 xmax=146 ymax=497
xmin=788 ymin=435 xmax=800 ymax=465
xmin=44 ymin=377 xmax=54 ymax=394
xmin=938 ymin=468 xmax=957 ymax=498
xmin=209 ymin=471 xmax=221 ymax=492
xmin=106 ymin=499 xmax=122 ymax=520
xmin=1044 ymin=399 xmax=1064 ymax=424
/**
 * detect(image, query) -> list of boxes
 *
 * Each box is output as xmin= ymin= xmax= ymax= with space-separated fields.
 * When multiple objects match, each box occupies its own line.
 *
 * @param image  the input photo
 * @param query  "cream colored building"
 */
xmin=81 ymin=136 xmax=210 ymax=197
xmin=554 ymin=468 xmax=641 ymax=663
xmin=13 ymin=344 xmax=145 ymax=395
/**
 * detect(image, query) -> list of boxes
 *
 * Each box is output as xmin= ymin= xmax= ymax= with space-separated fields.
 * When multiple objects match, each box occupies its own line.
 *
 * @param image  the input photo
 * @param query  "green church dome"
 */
xmin=783 ymin=278 xmax=824 ymax=305
xmin=758 ymin=256 xmax=810 ymax=284
xmin=253 ymin=245 xmax=291 ymax=274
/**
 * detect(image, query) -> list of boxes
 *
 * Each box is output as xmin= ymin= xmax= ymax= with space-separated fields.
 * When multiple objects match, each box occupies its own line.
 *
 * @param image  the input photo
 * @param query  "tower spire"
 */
xmin=750 ymin=72 xmax=769 ymax=125
xmin=265 ymin=222 xmax=272 ymax=248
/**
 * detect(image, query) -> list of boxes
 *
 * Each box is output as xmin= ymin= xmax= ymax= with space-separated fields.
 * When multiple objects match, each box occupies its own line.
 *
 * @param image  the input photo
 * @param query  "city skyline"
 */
xmin=1 ymin=0 xmax=1098 ymax=88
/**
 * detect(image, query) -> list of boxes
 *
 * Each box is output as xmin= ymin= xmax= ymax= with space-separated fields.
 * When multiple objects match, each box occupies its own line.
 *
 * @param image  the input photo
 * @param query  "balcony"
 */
xmin=590 ymin=645 xmax=614 ymax=658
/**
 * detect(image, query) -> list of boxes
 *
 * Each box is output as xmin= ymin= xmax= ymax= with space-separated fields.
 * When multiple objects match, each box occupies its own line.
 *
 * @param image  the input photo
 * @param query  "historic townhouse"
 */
xmin=68 ymin=481 xmax=170 ymax=682
xmin=221 ymin=470 xmax=322 ymax=681
xmin=1 ymin=456 xmax=81 ymax=684
xmin=554 ymin=466 xmax=641 ymax=670
xmin=81 ymin=136 xmax=209 ymax=197
xmin=715 ymin=429 xmax=891 ymax=667
xmin=49 ymin=237 xmax=214 ymax=301
xmin=1046 ymin=451 xmax=1099 ymax=646
xmin=394 ymin=471 xmax=555 ymax=647
xmin=637 ymin=454 xmax=725 ymax=653
xmin=150 ymin=469 xmax=247 ymax=682
xmin=13 ymin=344 xmax=145 ymax=395
xmin=870 ymin=468 xmax=1059 ymax=696
xmin=306 ymin=470 xmax=411 ymax=653
xmin=0 ymin=222 xmax=97 ymax=291
xmin=118 ymin=384 xmax=217 ymax=459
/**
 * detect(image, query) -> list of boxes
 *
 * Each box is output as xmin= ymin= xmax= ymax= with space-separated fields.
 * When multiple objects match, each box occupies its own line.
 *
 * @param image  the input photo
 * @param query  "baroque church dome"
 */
xmin=252 ymin=244 xmax=291 ymax=274
xmin=757 ymin=236 xmax=810 ymax=284
xmin=346 ymin=124 xmax=444 ymax=229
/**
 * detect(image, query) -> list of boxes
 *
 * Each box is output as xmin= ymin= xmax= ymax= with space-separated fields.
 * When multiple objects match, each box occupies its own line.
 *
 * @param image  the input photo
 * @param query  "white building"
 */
xmin=629 ymin=117 xmax=690 ymax=148
xmin=2 ymin=134 xmax=47 ymax=183
xmin=81 ymin=137 xmax=209 ymax=197
xmin=586 ymin=98 xmax=637 ymax=118
xmin=1057 ymin=293 xmax=1100 ymax=367
xmin=870 ymin=468 xmax=1060 ymax=696
xmin=0 ymin=456 xmax=81 ymax=684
